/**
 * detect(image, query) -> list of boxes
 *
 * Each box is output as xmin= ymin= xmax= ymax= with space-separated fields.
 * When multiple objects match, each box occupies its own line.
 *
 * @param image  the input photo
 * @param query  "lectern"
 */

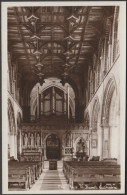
xmin=49 ymin=160 xmax=57 ymax=170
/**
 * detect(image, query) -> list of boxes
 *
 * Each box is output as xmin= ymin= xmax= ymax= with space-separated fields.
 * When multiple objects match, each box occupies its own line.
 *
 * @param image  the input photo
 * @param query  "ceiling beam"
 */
xmin=74 ymin=7 xmax=92 ymax=69
xmin=13 ymin=7 xmax=30 ymax=66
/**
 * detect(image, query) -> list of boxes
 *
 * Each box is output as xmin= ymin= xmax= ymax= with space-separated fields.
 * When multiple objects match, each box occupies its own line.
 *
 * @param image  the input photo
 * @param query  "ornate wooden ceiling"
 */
xmin=8 ymin=6 xmax=113 ymax=87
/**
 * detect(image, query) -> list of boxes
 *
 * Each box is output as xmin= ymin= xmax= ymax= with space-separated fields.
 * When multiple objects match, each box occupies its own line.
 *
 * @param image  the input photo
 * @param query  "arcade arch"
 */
xmin=101 ymin=77 xmax=119 ymax=159
xmin=8 ymin=99 xmax=16 ymax=158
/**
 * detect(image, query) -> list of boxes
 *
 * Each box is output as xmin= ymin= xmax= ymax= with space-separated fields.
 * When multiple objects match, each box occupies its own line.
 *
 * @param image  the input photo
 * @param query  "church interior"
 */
xmin=7 ymin=5 xmax=121 ymax=191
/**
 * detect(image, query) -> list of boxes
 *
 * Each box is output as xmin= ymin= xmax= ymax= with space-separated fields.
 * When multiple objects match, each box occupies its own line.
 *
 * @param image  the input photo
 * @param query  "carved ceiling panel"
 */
xmin=8 ymin=6 xmax=113 ymax=88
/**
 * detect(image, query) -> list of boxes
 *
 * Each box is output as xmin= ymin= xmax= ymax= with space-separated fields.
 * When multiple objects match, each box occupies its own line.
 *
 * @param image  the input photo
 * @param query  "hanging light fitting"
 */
xmin=27 ymin=14 xmax=39 ymax=26
xmin=35 ymin=61 xmax=44 ymax=71
xmin=67 ymin=14 xmax=79 ymax=26
xmin=32 ymin=50 xmax=42 ymax=60
xmin=37 ymin=72 xmax=44 ymax=80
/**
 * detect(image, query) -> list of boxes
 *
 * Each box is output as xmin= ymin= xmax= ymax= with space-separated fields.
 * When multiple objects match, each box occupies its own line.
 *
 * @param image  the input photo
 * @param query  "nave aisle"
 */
xmin=29 ymin=169 xmax=70 ymax=191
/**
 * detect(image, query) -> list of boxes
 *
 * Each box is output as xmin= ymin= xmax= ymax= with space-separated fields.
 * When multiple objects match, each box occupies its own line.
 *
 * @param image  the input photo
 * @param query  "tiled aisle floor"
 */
xmin=29 ymin=169 xmax=70 ymax=191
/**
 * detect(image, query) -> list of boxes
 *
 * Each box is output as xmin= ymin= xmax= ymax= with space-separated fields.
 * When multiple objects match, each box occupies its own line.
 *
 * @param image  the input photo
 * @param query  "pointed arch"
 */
xmin=91 ymin=97 xmax=100 ymax=131
xmin=101 ymin=77 xmax=117 ymax=125
xmin=84 ymin=110 xmax=90 ymax=129
xmin=8 ymin=99 xmax=16 ymax=134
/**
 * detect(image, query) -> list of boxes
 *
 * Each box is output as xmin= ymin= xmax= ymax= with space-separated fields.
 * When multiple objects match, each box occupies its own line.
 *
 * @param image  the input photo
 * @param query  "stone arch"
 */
xmin=84 ymin=110 xmax=90 ymax=129
xmin=91 ymin=97 xmax=100 ymax=131
xmin=31 ymin=85 xmax=75 ymax=118
xmin=8 ymin=99 xmax=16 ymax=134
xmin=101 ymin=77 xmax=119 ymax=159
xmin=8 ymin=99 xmax=16 ymax=159
xmin=90 ymin=97 xmax=100 ymax=157
xmin=89 ymin=69 xmax=93 ymax=99
xmin=73 ymin=136 xmax=87 ymax=155
xmin=43 ymin=132 xmax=61 ymax=160
xmin=64 ymin=131 xmax=71 ymax=147
xmin=45 ymin=133 xmax=61 ymax=160
xmin=97 ymin=38 xmax=103 ymax=84
xmin=17 ymin=112 xmax=22 ymax=129
xmin=22 ymin=75 xmax=79 ymax=108
xmin=101 ymin=77 xmax=117 ymax=125
xmin=43 ymin=132 xmax=61 ymax=143
xmin=17 ymin=112 xmax=22 ymax=155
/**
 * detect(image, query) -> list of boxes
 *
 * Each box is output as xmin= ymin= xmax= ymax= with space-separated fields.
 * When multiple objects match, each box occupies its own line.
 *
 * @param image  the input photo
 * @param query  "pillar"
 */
xmin=41 ymin=94 xmax=44 ymax=116
xmin=39 ymin=94 xmax=41 ymax=119
xmin=21 ymin=132 xmax=24 ymax=149
xmin=52 ymin=87 xmax=55 ymax=114
xmin=64 ymin=92 xmax=66 ymax=115
xmin=10 ymin=133 xmax=15 ymax=157
xmin=20 ymin=130 xmax=22 ymax=154
xmin=14 ymin=133 xmax=17 ymax=159
xmin=102 ymin=125 xmax=110 ymax=158
xmin=41 ymin=130 xmax=43 ymax=147
xmin=35 ymin=132 xmax=36 ymax=148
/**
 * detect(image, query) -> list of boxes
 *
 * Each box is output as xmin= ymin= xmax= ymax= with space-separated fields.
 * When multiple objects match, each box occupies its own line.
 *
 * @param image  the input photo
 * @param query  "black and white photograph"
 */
xmin=2 ymin=1 xmax=126 ymax=194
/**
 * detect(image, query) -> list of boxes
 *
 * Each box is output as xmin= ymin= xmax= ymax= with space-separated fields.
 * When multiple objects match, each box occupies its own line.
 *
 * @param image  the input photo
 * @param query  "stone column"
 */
xmin=34 ymin=132 xmax=36 ymax=148
xmin=17 ymin=129 xmax=20 ymax=155
xmin=102 ymin=125 xmax=110 ymax=158
xmin=41 ymin=94 xmax=43 ymax=116
xmin=52 ymin=87 xmax=55 ymax=114
xmin=21 ymin=132 xmax=24 ymax=149
xmin=89 ymin=128 xmax=92 ymax=158
xmin=41 ymin=130 xmax=43 ymax=147
xmin=10 ymin=133 xmax=15 ymax=157
xmin=117 ymin=113 xmax=120 ymax=164
xmin=39 ymin=94 xmax=41 ymax=119
xmin=19 ymin=130 xmax=22 ymax=154
xmin=14 ymin=132 xmax=17 ymax=159
xmin=44 ymin=141 xmax=47 ymax=160
xmin=64 ymin=92 xmax=66 ymax=115
xmin=100 ymin=124 xmax=104 ymax=160
xmin=61 ymin=136 xmax=65 ymax=159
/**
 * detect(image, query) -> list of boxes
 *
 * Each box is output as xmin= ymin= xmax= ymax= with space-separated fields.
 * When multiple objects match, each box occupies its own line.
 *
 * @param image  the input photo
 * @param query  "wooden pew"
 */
xmin=69 ymin=167 xmax=120 ymax=189
xmin=63 ymin=161 xmax=119 ymax=179
xmin=19 ymin=158 xmax=43 ymax=179
xmin=8 ymin=166 xmax=30 ymax=189
xmin=8 ymin=161 xmax=36 ymax=189
xmin=63 ymin=161 xmax=120 ymax=189
xmin=14 ymin=162 xmax=36 ymax=183
xmin=8 ymin=150 xmax=44 ymax=190
xmin=19 ymin=151 xmax=43 ymax=178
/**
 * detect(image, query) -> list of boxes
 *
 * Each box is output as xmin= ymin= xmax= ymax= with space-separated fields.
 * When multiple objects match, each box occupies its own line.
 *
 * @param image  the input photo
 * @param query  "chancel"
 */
xmin=7 ymin=5 xmax=122 ymax=191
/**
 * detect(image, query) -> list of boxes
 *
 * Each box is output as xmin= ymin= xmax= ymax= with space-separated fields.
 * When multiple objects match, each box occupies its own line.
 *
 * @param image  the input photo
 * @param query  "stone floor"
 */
xmin=29 ymin=169 xmax=70 ymax=191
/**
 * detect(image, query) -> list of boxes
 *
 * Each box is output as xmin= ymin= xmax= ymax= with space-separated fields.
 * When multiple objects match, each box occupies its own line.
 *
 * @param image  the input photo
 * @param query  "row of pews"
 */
xmin=8 ymin=151 xmax=43 ymax=190
xmin=63 ymin=160 xmax=121 ymax=190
